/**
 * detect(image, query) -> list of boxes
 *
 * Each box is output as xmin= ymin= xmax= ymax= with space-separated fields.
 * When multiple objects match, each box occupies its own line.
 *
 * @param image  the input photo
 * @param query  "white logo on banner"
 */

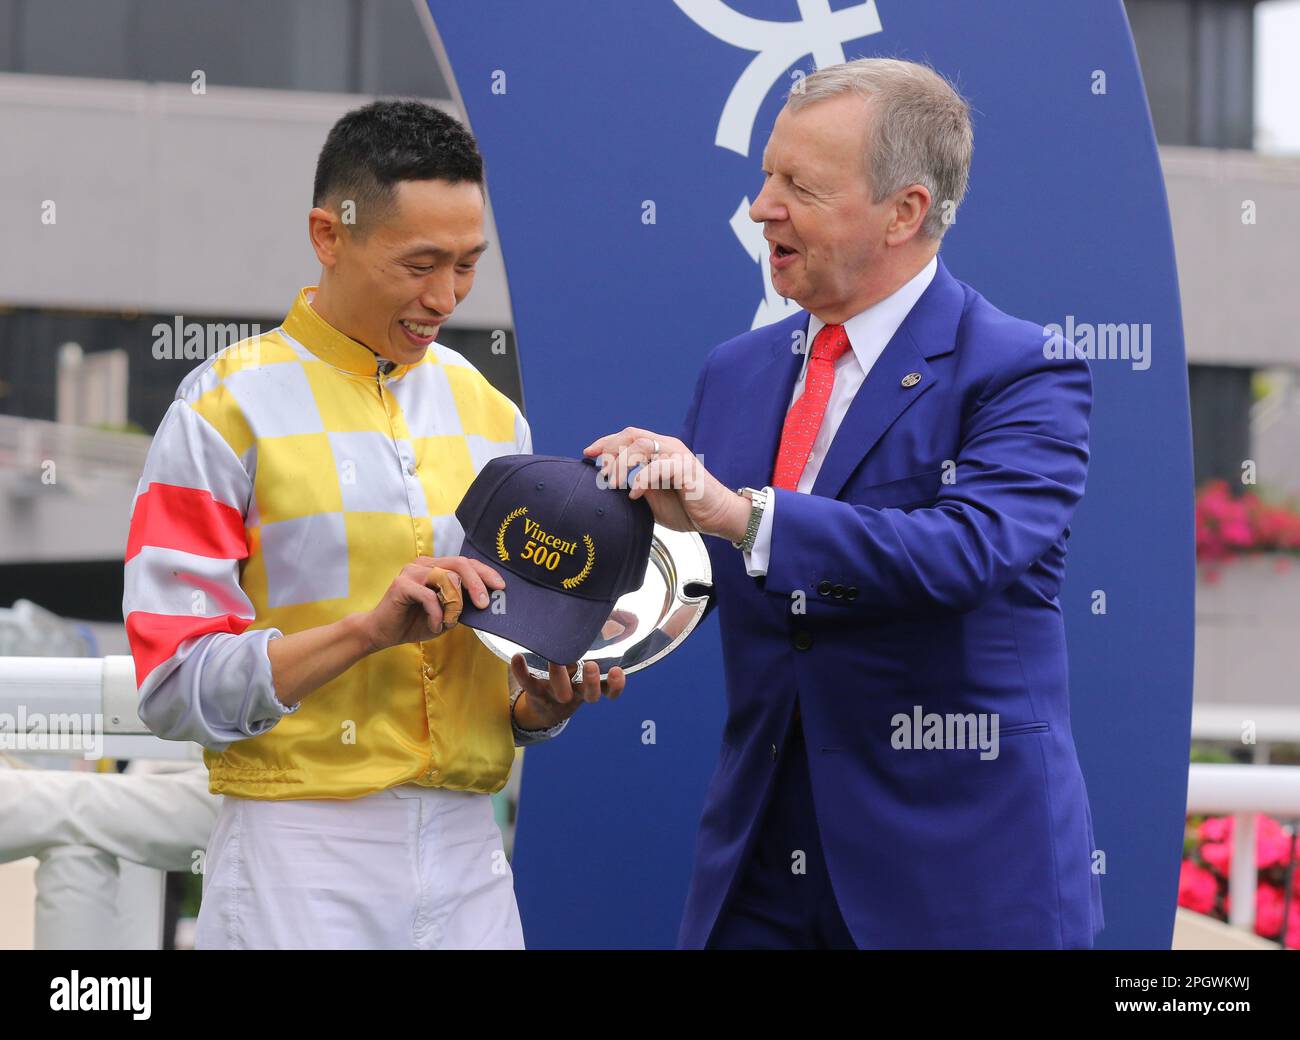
xmin=673 ymin=0 xmax=884 ymax=328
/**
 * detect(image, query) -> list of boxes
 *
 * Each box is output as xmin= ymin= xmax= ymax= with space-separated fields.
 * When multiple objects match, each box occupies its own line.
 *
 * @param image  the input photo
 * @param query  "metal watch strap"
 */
xmin=732 ymin=486 xmax=767 ymax=551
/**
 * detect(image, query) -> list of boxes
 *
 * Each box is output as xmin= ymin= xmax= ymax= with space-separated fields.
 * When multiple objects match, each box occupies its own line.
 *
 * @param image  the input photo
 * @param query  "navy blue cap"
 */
xmin=454 ymin=455 xmax=654 ymax=664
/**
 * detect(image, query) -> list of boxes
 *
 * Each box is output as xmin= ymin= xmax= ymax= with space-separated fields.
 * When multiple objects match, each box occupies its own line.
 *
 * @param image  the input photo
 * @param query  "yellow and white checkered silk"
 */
xmin=123 ymin=287 xmax=534 ymax=799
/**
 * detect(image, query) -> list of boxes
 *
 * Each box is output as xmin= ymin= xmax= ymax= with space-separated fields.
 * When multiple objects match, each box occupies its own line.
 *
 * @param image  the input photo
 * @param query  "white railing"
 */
xmin=1192 ymin=705 xmax=1300 ymax=765
xmin=0 ymin=654 xmax=194 ymax=761
xmin=1186 ymin=764 xmax=1300 ymax=934
xmin=0 ymin=655 xmax=204 ymax=950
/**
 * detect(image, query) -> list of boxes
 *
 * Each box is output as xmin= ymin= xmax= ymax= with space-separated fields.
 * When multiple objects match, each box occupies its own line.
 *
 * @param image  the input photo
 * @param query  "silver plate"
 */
xmin=470 ymin=524 xmax=713 ymax=681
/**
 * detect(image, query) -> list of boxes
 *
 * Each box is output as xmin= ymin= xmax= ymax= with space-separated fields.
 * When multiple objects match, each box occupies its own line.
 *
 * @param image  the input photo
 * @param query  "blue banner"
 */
xmin=426 ymin=0 xmax=1193 ymax=948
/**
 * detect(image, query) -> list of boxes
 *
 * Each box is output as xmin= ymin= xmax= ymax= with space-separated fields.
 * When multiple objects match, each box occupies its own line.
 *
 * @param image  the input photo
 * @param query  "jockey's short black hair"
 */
xmin=312 ymin=99 xmax=483 ymax=233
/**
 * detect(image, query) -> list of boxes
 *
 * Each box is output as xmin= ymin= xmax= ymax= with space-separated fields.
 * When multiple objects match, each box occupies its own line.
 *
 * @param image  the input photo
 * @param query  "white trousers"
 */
xmin=195 ymin=783 xmax=524 ymax=950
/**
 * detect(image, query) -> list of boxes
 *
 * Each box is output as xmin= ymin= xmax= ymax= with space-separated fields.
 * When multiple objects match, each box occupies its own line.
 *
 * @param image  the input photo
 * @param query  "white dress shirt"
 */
xmin=743 ymin=255 xmax=938 ymax=575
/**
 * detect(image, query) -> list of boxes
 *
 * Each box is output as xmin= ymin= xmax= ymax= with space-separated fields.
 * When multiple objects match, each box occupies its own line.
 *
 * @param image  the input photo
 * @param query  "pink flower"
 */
xmin=1220 ymin=518 xmax=1253 ymax=546
xmin=1193 ymin=814 xmax=1296 ymax=872
xmin=1255 ymin=883 xmax=1285 ymax=939
xmin=1179 ymin=860 xmax=1220 ymax=915
xmin=1202 ymin=840 xmax=1231 ymax=874
xmin=1256 ymin=816 xmax=1293 ymax=870
xmin=1194 ymin=479 xmax=1300 ymax=563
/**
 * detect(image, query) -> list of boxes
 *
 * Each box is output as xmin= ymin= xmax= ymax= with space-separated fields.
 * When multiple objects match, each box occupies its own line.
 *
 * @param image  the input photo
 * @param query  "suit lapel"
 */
xmin=809 ymin=334 xmax=934 ymax=499
xmin=810 ymin=256 xmax=966 ymax=500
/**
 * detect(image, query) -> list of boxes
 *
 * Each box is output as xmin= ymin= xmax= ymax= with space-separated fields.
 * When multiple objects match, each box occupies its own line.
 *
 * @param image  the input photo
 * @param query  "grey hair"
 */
xmin=787 ymin=58 xmax=973 ymax=240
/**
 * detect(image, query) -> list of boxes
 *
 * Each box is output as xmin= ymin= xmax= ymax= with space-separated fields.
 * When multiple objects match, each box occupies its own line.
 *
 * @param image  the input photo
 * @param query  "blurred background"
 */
xmin=0 ymin=0 xmax=1296 ymax=949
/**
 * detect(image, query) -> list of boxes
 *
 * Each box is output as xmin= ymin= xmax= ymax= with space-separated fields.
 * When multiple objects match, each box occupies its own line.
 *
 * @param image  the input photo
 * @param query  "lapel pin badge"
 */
xmin=901 ymin=372 xmax=922 ymax=388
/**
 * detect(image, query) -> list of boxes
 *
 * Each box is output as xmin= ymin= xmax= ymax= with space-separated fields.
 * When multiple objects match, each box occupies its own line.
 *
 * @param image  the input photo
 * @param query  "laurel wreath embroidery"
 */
xmin=495 ymin=507 xmax=528 ymax=561
xmin=562 ymin=535 xmax=596 ymax=589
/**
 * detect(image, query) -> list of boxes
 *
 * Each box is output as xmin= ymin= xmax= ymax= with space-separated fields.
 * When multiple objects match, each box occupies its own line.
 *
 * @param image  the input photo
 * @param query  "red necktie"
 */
xmin=772 ymin=324 xmax=852 ymax=491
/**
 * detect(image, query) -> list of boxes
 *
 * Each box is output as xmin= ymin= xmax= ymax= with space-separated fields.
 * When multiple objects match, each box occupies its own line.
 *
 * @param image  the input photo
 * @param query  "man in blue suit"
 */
xmin=585 ymin=58 xmax=1103 ymax=949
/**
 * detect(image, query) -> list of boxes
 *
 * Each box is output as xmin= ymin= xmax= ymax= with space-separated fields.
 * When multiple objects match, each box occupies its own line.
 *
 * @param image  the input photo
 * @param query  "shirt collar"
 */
xmin=281 ymin=286 xmax=409 ymax=378
xmin=803 ymin=254 xmax=938 ymax=377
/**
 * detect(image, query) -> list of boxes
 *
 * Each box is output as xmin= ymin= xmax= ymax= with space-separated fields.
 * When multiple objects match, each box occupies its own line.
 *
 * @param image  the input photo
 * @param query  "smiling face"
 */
xmin=750 ymin=94 xmax=930 ymax=324
xmin=308 ymin=178 xmax=487 ymax=365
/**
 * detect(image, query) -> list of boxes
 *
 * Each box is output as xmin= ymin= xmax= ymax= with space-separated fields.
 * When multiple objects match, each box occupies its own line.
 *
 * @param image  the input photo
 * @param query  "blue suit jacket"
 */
xmin=675 ymin=257 xmax=1104 ymax=949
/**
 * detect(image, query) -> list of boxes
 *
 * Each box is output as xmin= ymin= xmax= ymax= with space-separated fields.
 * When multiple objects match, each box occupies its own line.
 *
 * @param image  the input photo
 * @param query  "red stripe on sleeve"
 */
xmin=125 ymin=610 xmax=254 ymax=690
xmin=125 ymin=483 xmax=248 ymax=563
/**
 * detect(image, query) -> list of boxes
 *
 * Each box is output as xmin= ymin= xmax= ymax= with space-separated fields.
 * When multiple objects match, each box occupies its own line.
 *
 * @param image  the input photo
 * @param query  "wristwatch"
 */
xmin=731 ymin=486 xmax=768 ymax=552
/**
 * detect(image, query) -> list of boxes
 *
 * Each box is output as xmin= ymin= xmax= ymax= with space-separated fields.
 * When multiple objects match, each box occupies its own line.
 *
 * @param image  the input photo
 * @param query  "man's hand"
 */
xmin=510 ymin=655 xmax=626 ymax=731
xmin=361 ymin=555 xmax=505 ymax=652
xmin=582 ymin=428 xmax=751 ymax=542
